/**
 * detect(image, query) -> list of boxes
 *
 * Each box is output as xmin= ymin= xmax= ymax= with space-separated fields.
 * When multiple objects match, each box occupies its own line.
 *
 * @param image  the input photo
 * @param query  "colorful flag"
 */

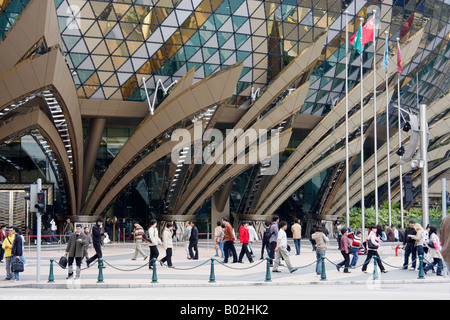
xmin=361 ymin=16 xmax=375 ymax=45
xmin=350 ymin=16 xmax=376 ymax=54
xmin=382 ymin=36 xmax=389 ymax=69
xmin=350 ymin=24 xmax=363 ymax=54
xmin=397 ymin=43 xmax=403 ymax=74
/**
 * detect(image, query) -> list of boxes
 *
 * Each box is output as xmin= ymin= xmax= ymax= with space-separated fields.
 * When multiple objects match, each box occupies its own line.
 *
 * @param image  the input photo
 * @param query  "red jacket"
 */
xmin=239 ymin=226 xmax=249 ymax=244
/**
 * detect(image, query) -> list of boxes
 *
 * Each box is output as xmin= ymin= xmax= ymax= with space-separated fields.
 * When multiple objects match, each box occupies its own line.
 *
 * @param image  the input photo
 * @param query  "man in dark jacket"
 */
xmin=188 ymin=221 xmax=199 ymax=260
xmin=11 ymin=227 xmax=23 ymax=281
xmin=86 ymin=217 xmax=107 ymax=268
xmin=268 ymin=216 xmax=279 ymax=266
xmin=402 ymin=220 xmax=417 ymax=270
xmin=222 ymin=218 xmax=238 ymax=263
xmin=66 ymin=224 xmax=87 ymax=279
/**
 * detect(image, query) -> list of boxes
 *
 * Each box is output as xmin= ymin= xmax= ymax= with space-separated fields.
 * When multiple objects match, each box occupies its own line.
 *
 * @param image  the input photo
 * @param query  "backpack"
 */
xmin=143 ymin=229 xmax=152 ymax=243
xmin=263 ymin=227 xmax=271 ymax=243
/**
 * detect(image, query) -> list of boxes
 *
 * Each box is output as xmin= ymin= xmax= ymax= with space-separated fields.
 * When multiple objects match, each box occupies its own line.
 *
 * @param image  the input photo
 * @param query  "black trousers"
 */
xmin=337 ymin=251 xmax=350 ymax=272
xmin=238 ymin=243 xmax=253 ymax=263
xmin=161 ymin=248 xmax=173 ymax=267
xmin=149 ymin=245 xmax=159 ymax=269
xmin=68 ymin=256 xmax=82 ymax=268
xmin=269 ymin=242 xmax=277 ymax=262
xmin=223 ymin=241 xmax=237 ymax=263
xmin=188 ymin=240 xmax=199 ymax=260
xmin=86 ymin=243 xmax=102 ymax=265
xmin=260 ymin=242 xmax=269 ymax=259
xmin=362 ymin=250 xmax=385 ymax=272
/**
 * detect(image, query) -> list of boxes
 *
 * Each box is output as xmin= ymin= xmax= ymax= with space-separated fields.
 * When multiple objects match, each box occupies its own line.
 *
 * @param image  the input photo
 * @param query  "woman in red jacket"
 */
xmin=238 ymin=221 xmax=254 ymax=263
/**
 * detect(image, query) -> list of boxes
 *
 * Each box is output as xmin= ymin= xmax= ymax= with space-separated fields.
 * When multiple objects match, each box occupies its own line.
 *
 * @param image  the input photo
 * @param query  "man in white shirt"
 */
xmin=50 ymin=219 xmax=58 ymax=244
xmin=248 ymin=222 xmax=258 ymax=257
xmin=272 ymin=221 xmax=298 ymax=273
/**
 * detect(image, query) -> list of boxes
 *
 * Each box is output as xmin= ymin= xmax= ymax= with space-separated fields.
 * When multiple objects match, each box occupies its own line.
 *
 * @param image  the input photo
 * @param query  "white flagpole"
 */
xmin=385 ymin=31 xmax=393 ymax=229
xmin=397 ymin=37 xmax=405 ymax=227
xmin=372 ymin=10 xmax=379 ymax=225
xmin=359 ymin=17 xmax=366 ymax=241
xmin=345 ymin=10 xmax=350 ymax=229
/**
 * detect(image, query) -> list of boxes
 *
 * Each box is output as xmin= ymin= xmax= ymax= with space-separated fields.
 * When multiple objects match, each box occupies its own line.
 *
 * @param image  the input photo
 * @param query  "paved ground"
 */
xmin=3 ymin=239 xmax=449 ymax=291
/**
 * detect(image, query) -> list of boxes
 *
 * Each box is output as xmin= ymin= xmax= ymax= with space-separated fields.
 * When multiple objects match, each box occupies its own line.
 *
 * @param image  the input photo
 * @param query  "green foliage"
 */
xmin=342 ymin=202 xmax=448 ymax=230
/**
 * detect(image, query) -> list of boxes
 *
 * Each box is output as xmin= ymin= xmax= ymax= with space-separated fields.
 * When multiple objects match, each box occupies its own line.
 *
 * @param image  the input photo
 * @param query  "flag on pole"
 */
xmin=350 ymin=16 xmax=376 ymax=54
xmin=382 ymin=36 xmax=389 ymax=69
xmin=361 ymin=15 xmax=375 ymax=45
xmin=350 ymin=23 xmax=363 ymax=54
xmin=397 ymin=42 xmax=403 ymax=74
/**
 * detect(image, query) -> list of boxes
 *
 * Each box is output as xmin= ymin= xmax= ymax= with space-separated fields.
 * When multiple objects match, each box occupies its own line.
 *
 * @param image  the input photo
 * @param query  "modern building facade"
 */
xmin=0 ymin=0 xmax=448 ymax=235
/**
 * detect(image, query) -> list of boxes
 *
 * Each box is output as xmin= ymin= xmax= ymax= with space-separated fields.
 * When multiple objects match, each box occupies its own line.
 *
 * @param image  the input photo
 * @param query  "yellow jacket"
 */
xmin=2 ymin=234 xmax=15 ymax=258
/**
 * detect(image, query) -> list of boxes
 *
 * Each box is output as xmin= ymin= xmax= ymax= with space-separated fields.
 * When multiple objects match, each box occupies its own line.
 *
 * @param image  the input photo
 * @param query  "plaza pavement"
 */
xmin=1 ymin=239 xmax=449 ymax=289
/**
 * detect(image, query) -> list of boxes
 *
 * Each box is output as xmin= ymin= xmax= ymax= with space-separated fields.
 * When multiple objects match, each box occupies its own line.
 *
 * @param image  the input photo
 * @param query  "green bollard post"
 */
xmin=373 ymin=256 xmax=379 ymax=280
xmin=265 ymin=258 xmax=272 ymax=282
xmin=152 ymin=258 xmax=158 ymax=283
xmin=209 ymin=258 xmax=216 ymax=283
xmin=48 ymin=259 xmax=55 ymax=283
xmin=320 ymin=256 xmax=327 ymax=281
xmin=97 ymin=258 xmax=104 ymax=283
xmin=418 ymin=255 xmax=425 ymax=279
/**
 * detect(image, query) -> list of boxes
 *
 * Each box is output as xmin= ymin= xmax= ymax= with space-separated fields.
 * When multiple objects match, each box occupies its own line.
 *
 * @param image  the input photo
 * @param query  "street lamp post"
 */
xmin=420 ymin=104 xmax=429 ymax=228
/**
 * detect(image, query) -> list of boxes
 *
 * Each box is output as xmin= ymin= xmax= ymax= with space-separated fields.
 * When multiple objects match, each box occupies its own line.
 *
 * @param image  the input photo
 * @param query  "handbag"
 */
xmin=367 ymin=239 xmax=378 ymax=250
xmin=11 ymin=259 xmax=24 ymax=273
xmin=58 ymin=255 xmax=68 ymax=268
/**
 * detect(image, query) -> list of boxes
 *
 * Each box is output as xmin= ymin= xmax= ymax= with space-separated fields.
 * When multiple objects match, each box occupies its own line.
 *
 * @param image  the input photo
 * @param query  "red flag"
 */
xmin=397 ymin=44 xmax=403 ymax=74
xmin=361 ymin=16 xmax=375 ymax=45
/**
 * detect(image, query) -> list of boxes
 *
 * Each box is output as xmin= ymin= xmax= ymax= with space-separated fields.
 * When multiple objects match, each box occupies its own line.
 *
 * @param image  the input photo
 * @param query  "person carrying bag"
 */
xmin=10 ymin=227 xmax=24 ymax=281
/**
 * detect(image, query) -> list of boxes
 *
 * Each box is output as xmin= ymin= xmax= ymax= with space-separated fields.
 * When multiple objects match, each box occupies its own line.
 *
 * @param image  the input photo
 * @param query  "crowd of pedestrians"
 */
xmin=2 ymin=214 xmax=450 ymax=282
xmin=60 ymin=215 xmax=450 ymax=279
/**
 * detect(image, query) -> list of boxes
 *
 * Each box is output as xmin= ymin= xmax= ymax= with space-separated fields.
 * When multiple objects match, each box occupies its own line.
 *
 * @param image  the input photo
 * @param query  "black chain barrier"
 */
xmin=47 ymin=251 xmax=445 ymax=283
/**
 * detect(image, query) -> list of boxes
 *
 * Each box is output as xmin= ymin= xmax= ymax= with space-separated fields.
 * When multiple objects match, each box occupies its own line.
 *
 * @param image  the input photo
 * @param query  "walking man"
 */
xmin=63 ymin=218 xmax=73 ymax=244
xmin=50 ymin=219 xmax=58 ymax=243
xmin=147 ymin=219 xmax=162 ymax=269
xmin=86 ymin=217 xmax=107 ymax=268
xmin=189 ymin=221 xmax=199 ymax=260
xmin=291 ymin=218 xmax=302 ymax=255
xmin=268 ymin=216 xmax=279 ymax=265
xmin=222 ymin=218 xmax=238 ymax=263
xmin=260 ymin=221 xmax=271 ymax=260
xmin=66 ymin=224 xmax=87 ymax=279
xmin=272 ymin=222 xmax=298 ymax=273
xmin=132 ymin=221 xmax=148 ymax=261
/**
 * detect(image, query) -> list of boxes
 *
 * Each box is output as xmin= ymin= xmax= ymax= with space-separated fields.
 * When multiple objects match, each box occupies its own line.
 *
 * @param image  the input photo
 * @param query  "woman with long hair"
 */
xmin=408 ymin=223 xmax=425 ymax=270
xmin=424 ymin=226 xmax=444 ymax=276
